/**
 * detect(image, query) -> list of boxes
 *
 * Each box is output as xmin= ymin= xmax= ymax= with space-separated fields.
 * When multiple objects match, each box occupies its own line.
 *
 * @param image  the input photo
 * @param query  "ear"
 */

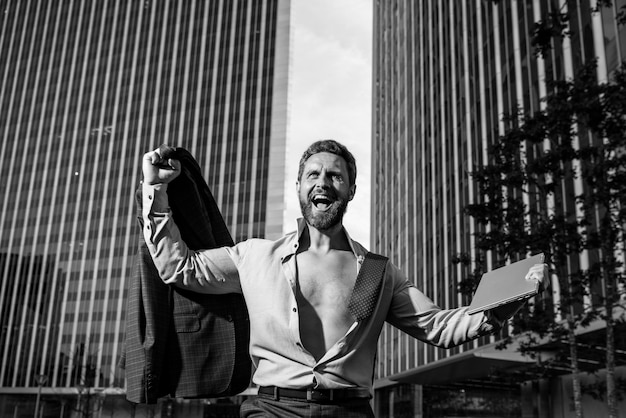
xmin=348 ymin=184 xmax=356 ymax=201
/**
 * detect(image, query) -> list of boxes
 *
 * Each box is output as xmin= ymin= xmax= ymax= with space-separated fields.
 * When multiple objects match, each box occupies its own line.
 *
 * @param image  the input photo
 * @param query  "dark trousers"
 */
xmin=240 ymin=394 xmax=375 ymax=418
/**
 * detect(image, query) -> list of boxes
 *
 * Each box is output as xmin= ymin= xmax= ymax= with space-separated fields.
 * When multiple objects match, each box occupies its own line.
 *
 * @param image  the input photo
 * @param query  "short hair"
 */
xmin=297 ymin=139 xmax=357 ymax=186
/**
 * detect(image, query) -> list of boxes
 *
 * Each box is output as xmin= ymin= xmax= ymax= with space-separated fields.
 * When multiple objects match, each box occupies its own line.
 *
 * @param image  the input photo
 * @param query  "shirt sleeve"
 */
xmin=141 ymin=182 xmax=242 ymax=294
xmin=385 ymin=263 xmax=501 ymax=348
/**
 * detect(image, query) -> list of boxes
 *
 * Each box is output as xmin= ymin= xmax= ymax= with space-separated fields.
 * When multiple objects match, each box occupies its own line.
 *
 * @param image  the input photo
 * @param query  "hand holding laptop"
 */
xmin=474 ymin=257 xmax=549 ymax=323
xmin=525 ymin=262 xmax=549 ymax=293
xmin=467 ymin=254 xmax=549 ymax=316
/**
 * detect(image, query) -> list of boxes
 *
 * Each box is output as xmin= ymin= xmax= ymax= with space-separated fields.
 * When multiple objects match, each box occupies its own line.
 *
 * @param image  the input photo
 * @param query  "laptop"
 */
xmin=467 ymin=253 xmax=545 ymax=315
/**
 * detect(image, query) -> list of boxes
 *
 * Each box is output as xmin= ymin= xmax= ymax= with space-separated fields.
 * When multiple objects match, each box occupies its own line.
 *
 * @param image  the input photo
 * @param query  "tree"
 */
xmin=66 ymin=340 xmax=103 ymax=418
xmin=457 ymin=60 xmax=626 ymax=418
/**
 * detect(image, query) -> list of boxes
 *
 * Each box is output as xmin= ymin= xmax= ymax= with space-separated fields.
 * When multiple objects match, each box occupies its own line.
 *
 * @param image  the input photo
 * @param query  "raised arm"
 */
xmin=141 ymin=148 xmax=241 ymax=294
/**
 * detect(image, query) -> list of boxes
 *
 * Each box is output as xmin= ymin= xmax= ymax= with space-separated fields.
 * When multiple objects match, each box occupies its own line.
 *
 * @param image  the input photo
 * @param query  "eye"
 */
xmin=332 ymin=174 xmax=344 ymax=183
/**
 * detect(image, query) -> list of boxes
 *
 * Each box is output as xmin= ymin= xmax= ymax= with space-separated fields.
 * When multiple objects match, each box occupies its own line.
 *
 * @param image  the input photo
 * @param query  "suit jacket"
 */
xmin=122 ymin=146 xmax=251 ymax=404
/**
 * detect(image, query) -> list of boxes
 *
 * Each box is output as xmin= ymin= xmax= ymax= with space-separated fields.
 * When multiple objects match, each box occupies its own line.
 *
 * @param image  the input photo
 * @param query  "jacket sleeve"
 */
xmin=142 ymin=182 xmax=242 ymax=294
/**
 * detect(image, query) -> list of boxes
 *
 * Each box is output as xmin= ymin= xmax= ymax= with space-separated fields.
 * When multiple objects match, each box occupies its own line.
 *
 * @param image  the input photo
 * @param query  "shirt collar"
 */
xmin=280 ymin=218 xmax=367 ymax=264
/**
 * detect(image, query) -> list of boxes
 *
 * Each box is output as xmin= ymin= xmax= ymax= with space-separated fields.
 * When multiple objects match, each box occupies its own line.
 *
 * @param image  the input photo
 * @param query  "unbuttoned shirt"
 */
xmin=142 ymin=183 xmax=499 ymax=392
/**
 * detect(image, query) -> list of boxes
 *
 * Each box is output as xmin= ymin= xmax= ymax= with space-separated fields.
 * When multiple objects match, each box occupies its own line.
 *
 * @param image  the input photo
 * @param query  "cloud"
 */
xmin=284 ymin=0 xmax=372 ymax=246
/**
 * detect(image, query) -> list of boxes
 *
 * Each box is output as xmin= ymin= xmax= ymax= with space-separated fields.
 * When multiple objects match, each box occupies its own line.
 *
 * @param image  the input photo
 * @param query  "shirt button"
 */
xmin=292 ymin=307 xmax=297 ymax=313
xmin=148 ymin=194 xmax=153 ymax=200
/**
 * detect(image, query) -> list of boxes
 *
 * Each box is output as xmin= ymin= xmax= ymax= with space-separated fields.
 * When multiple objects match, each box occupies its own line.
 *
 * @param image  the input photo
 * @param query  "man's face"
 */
xmin=296 ymin=152 xmax=356 ymax=231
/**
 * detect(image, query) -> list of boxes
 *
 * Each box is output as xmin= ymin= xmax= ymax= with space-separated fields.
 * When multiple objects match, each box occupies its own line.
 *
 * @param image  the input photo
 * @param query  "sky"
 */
xmin=283 ymin=0 xmax=373 ymax=246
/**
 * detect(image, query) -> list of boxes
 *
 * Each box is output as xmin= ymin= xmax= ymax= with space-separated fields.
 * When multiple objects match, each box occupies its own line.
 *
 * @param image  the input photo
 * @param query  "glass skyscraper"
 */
xmin=372 ymin=1 xmax=625 ymax=416
xmin=0 ymin=0 xmax=289 ymax=415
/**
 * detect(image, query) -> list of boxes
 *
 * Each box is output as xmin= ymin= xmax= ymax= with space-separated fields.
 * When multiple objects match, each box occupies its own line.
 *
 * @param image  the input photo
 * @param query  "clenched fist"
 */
xmin=142 ymin=148 xmax=181 ymax=185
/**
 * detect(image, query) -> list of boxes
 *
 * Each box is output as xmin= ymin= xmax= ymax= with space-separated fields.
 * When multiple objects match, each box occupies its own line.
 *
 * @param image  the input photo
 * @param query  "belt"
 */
xmin=258 ymin=386 xmax=371 ymax=403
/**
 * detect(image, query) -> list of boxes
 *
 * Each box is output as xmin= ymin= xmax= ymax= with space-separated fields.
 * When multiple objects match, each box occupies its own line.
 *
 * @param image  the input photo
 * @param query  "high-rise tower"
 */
xmin=0 ymin=0 xmax=289 ymax=414
xmin=372 ymin=1 xmax=625 ymax=416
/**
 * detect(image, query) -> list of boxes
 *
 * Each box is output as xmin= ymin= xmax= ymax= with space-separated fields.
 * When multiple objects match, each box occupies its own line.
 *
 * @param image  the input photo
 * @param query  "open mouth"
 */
xmin=311 ymin=194 xmax=334 ymax=211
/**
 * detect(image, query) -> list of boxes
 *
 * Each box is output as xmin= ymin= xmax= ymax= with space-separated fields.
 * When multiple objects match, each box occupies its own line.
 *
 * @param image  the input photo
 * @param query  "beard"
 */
xmin=299 ymin=192 xmax=349 ymax=231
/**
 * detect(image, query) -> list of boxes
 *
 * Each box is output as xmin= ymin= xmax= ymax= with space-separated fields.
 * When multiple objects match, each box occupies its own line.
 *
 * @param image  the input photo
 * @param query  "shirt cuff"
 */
xmin=142 ymin=182 xmax=170 ymax=217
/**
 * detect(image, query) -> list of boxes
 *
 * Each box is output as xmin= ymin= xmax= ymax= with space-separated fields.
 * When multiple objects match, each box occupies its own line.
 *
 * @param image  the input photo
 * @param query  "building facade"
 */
xmin=0 ymin=0 xmax=289 ymax=416
xmin=372 ymin=1 xmax=625 ymax=417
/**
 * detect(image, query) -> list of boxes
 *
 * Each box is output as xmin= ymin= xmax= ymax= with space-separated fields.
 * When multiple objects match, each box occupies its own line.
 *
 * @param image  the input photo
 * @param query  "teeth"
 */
xmin=313 ymin=196 xmax=331 ymax=204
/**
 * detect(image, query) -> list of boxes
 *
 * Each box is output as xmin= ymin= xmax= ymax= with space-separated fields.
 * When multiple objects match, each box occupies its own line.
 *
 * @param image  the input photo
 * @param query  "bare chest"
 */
xmin=296 ymin=251 xmax=357 ymax=308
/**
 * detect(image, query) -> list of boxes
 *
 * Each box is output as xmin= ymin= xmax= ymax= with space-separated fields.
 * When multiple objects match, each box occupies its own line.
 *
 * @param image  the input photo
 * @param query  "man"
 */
xmin=141 ymin=139 xmax=547 ymax=417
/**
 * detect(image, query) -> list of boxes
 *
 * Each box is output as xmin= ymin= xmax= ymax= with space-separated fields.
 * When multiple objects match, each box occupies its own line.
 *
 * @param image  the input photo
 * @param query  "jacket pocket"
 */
xmin=173 ymin=313 xmax=200 ymax=333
